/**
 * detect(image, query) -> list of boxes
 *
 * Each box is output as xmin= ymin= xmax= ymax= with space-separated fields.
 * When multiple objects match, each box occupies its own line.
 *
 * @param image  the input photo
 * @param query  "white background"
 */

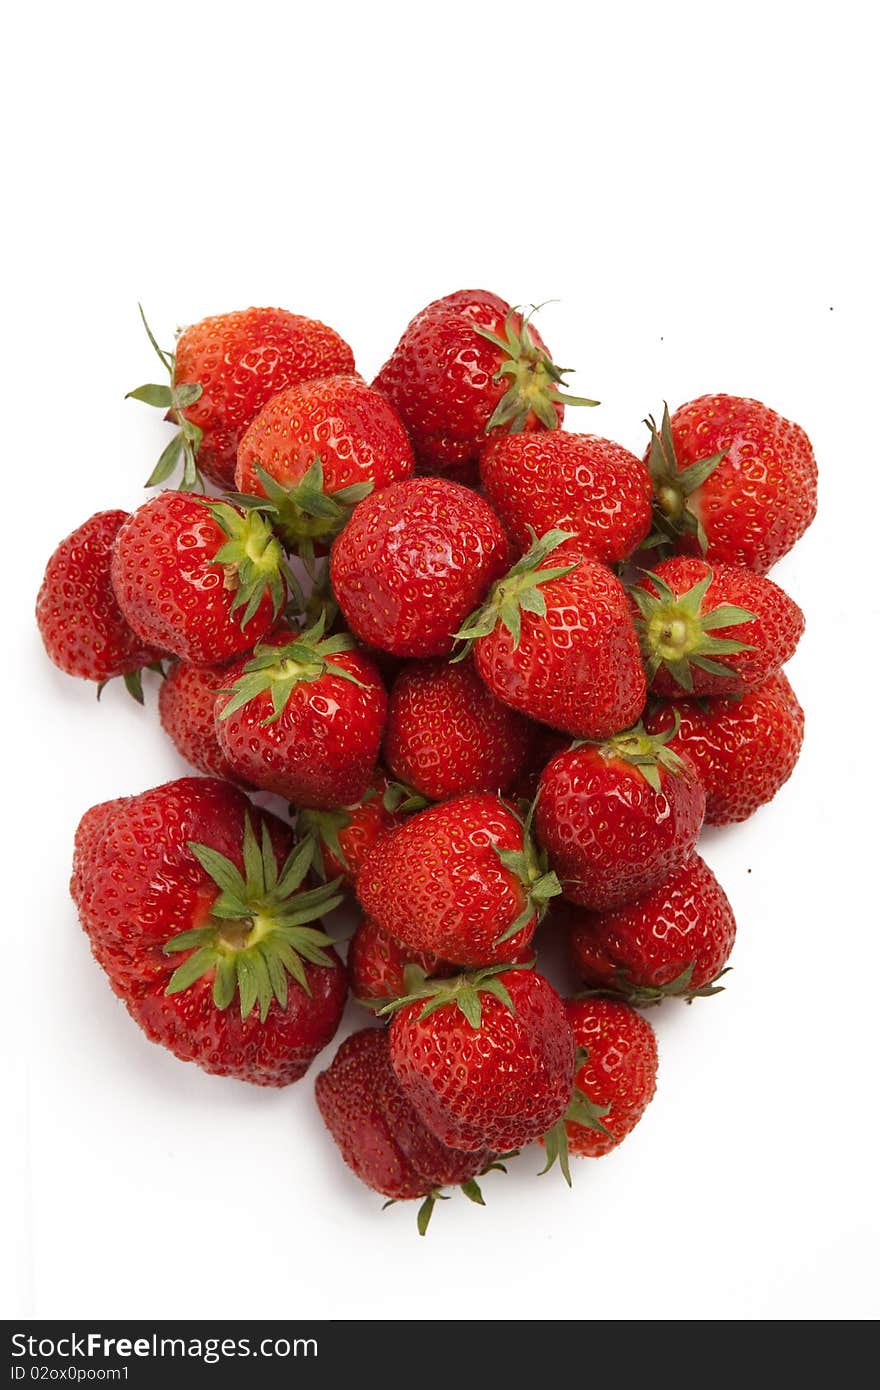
xmin=4 ymin=0 xmax=878 ymax=1322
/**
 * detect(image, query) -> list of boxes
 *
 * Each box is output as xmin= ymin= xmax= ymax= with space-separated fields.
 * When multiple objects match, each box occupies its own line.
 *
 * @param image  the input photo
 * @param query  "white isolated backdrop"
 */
xmin=4 ymin=0 xmax=878 ymax=1322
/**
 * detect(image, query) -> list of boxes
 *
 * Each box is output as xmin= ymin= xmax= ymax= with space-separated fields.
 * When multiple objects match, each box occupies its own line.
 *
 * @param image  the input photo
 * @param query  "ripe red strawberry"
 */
xmin=295 ymin=771 xmax=406 ymax=885
xmin=128 ymin=306 xmax=355 ymax=489
xmin=158 ymin=661 xmax=246 ymax=783
xmin=383 ymin=965 xmax=575 ymax=1152
xmin=566 ymin=852 xmax=736 ymax=1002
xmin=36 ymin=510 xmax=165 ymax=698
xmin=383 ymin=657 xmax=530 ymax=801
xmin=316 ymin=1027 xmax=500 ymax=1233
xmin=215 ymin=619 xmax=386 ymax=808
xmin=457 ymin=530 xmax=646 ymax=740
xmin=357 ymin=793 xmax=560 ymax=968
xmin=71 ymin=777 xmax=348 ymax=1085
xmin=644 ymin=670 xmax=804 ymax=824
xmin=480 ymin=432 xmax=652 ymax=564
xmin=348 ymin=917 xmax=451 ymax=1007
xmin=644 ymin=396 xmax=817 ymax=573
xmin=535 ymin=722 xmax=705 ymax=910
xmin=542 ymin=999 xmax=658 ymax=1172
xmin=330 ymin=477 xmax=511 ymax=657
xmin=632 ymin=556 xmax=804 ymax=696
xmin=111 ymin=491 xmax=286 ymax=664
xmin=373 ymin=291 xmax=597 ymax=472
xmin=234 ymin=375 xmax=415 ymax=563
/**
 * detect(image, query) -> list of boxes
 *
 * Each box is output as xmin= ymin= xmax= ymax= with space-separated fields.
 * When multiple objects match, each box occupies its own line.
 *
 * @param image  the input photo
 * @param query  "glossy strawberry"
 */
xmin=316 ymin=1027 xmax=498 ymax=1232
xmin=644 ymin=396 xmax=817 ymax=573
xmin=373 ymin=290 xmax=596 ymax=472
xmin=384 ymin=966 xmax=575 ymax=1152
xmin=357 ymin=793 xmax=559 ymax=968
xmin=71 ymin=778 xmax=348 ymax=1085
xmin=295 ymin=771 xmax=405 ymax=885
xmin=567 ymin=853 xmax=736 ymax=1002
xmin=458 ymin=530 xmax=646 ymax=739
xmin=111 ymin=491 xmax=286 ymax=664
xmin=348 ymin=917 xmax=451 ymax=1007
xmin=159 ymin=661 xmax=245 ymax=783
xmin=644 ymin=670 xmax=804 ymax=824
xmin=632 ymin=556 xmax=804 ymax=696
xmin=129 ymin=306 xmax=355 ymax=489
xmin=36 ymin=510 xmax=164 ymax=696
xmin=215 ymin=620 xmax=386 ymax=809
xmin=383 ymin=657 xmax=529 ymax=801
xmin=535 ymin=722 xmax=705 ymax=910
xmin=330 ymin=477 xmax=511 ymax=657
xmin=234 ymin=375 xmax=415 ymax=562
xmin=480 ymin=432 xmax=652 ymax=563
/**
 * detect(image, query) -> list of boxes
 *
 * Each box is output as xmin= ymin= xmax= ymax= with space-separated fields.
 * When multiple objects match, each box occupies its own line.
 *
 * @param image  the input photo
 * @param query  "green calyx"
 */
xmin=127 ymin=304 xmax=206 ymax=491
xmin=453 ymin=527 xmax=580 ymax=659
xmin=217 ymin=613 xmax=363 ymax=725
xmin=296 ymin=806 xmax=353 ymax=880
xmin=643 ymin=403 xmax=728 ymax=556
xmin=381 ymin=781 xmax=431 ymax=815
xmin=630 ymin=567 xmax=757 ymax=693
xmin=377 ymin=961 xmax=532 ymax=1031
xmin=163 ymin=814 xmax=343 ymax=1021
xmin=540 ymin=1047 xmax=612 ymax=1186
xmin=579 ymin=963 xmax=732 ymax=1009
xmin=201 ymin=499 xmax=289 ymax=630
xmin=96 ymin=660 xmax=166 ymax=706
xmin=577 ymin=717 xmax=691 ymax=795
xmin=475 ymin=305 xmax=599 ymax=434
xmin=384 ymin=1152 xmax=517 ymax=1236
xmin=230 ymin=459 xmax=374 ymax=570
xmin=492 ymin=798 xmax=562 ymax=944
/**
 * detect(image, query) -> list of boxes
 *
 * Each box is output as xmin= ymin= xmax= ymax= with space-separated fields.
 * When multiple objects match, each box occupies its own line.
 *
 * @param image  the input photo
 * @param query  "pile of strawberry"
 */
xmin=37 ymin=292 xmax=816 ymax=1232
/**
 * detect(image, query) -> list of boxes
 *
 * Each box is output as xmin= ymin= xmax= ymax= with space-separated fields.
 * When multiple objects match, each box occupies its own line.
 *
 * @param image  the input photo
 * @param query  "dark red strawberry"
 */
xmin=535 ymin=722 xmax=705 ymax=910
xmin=457 ymin=529 xmax=646 ymax=739
xmin=330 ymin=477 xmax=511 ymax=657
xmin=541 ymin=999 xmax=658 ymax=1174
xmin=70 ymin=778 xmax=348 ymax=1085
xmin=348 ymin=917 xmax=451 ymax=1008
xmin=36 ymin=510 xmax=165 ymax=698
xmin=110 ymin=491 xmax=286 ymax=664
xmin=632 ymin=556 xmax=803 ymax=696
xmin=316 ymin=1027 xmax=501 ymax=1233
xmin=383 ymin=657 xmax=529 ymax=801
xmin=357 ymin=793 xmax=559 ymax=968
xmin=383 ymin=965 xmax=574 ymax=1152
xmin=566 ymin=852 xmax=736 ymax=1002
xmin=511 ymin=723 xmax=571 ymax=801
xmin=158 ymin=660 xmax=246 ymax=783
xmin=295 ymin=771 xmax=406 ymax=885
xmin=129 ymin=306 xmax=355 ymax=489
xmin=643 ymin=396 xmax=817 ymax=573
xmin=234 ymin=375 xmax=415 ymax=563
xmin=480 ymin=432 xmax=652 ymax=564
xmin=373 ymin=290 xmax=596 ymax=472
xmin=215 ymin=619 xmax=386 ymax=809
xmin=644 ymin=671 xmax=805 ymax=824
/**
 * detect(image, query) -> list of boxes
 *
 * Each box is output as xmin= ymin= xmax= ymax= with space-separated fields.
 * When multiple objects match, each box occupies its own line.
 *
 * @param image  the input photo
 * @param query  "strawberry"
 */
xmin=70 ymin=777 xmax=348 ymax=1085
xmin=316 ymin=1027 xmax=501 ymax=1233
xmin=512 ymin=723 xmax=571 ymax=801
xmin=158 ymin=660 xmax=246 ymax=783
xmin=383 ymin=657 xmax=530 ymax=801
xmin=644 ymin=670 xmax=804 ymax=824
xmin=233 ymin=375 xmax=415 ymax=563
xmin=480 ymin=432 xmax=652 ymax=564
xmin=128 ymin=306 xmax=355 ymax=489
xmin=330 ymin=477 xmax=511 ymax=657
xmin=535 ymin=722 xmax=705 ymax=910
xmin=373 ymin=291 xmax=597 ymax=472
xmin=566 ymin=852 xmax=736 ymax=1002
xmin=36 ymin=510 xmax=165 ymax=698
xmin=357 ymin=793 xmax=560 ymax=968
xmin=541 ymin=999 xmax=658 ymax=1175
xmin=348 ymin=917 xmax=451 ymax=1008
xmin=295 ymin=771 xmax=406 ymax=885
xmin=382 ymin=965 xmax=574 ymax=1152
xmin=215 ymin=618 xmax=386 ymax=808
xmin=456 ymin=529 xmax=646 ymax=739
xmin=644 ymin=396 xmax=817 ymax=573
xmin=632 ymin=556 xmax=804 ymax=696
xmin=110 ymin=491 xmax=287 ymax=664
